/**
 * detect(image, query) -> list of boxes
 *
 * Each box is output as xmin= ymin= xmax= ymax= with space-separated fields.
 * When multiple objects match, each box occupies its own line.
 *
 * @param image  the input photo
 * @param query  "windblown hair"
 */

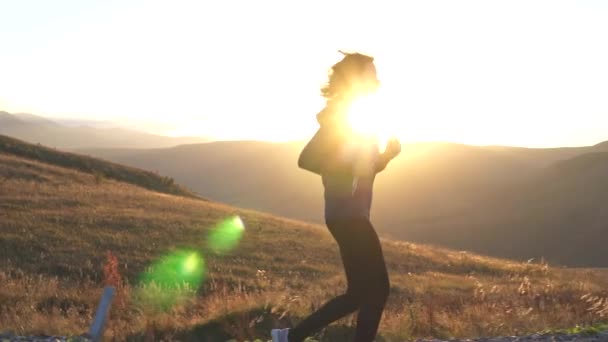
xmin=321 ymin=51 xmax=375 ymax=100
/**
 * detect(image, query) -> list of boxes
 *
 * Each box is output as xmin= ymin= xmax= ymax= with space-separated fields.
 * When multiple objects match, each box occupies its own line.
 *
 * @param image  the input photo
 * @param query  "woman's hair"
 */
xmin=321 ymin=51 xmax=376 ymax=100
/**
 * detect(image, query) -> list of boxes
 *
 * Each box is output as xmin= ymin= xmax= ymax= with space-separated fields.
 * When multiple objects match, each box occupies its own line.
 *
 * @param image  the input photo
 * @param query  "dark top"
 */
xmin=298 ymin=103 xmax=390 ymax=221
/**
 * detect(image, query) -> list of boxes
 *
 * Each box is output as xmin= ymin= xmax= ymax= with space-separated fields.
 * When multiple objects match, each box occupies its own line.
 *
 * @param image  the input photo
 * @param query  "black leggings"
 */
xmin=289 ymin=218 xmax=390 ymax=342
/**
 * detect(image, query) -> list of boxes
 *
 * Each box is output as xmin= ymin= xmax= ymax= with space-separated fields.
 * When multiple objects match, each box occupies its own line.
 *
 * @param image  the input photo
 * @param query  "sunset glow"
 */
xmin=1 ymin=1 xmax=607 ymax=147
xmin=347 ymin=93 xmax=397 ymax=152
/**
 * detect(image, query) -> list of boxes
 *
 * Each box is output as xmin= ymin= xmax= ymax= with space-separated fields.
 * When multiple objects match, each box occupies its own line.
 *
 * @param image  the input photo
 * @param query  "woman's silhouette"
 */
xmin=272 ymin=52 xmax=401 ymax=342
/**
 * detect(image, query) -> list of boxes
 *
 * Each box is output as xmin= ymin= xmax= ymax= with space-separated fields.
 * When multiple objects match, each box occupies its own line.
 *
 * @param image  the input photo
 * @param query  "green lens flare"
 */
xmin=208 ymin=215 xmax=245 ymax=254
xmin=137 ymin=250 xmax=206 ymax=312
xmin=183 ymin=253 xmax=199 ymax=274
xmin=140 ymin=250 xmax=206 ymax=290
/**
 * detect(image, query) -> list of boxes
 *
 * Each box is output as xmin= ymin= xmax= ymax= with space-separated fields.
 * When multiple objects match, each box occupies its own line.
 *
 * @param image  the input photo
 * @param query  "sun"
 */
xmin=347 ymin=92 xmax=399 ymax=152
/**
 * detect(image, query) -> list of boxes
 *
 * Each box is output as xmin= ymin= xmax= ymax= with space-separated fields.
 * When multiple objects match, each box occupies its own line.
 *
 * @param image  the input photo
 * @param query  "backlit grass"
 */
xmin=1 ymin=152 xmax=607 ymax=341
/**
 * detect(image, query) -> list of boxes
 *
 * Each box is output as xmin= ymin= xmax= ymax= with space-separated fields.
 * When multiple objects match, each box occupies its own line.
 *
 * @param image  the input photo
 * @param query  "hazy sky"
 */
xmin=1 ymin=0 xmax=607 ymax=147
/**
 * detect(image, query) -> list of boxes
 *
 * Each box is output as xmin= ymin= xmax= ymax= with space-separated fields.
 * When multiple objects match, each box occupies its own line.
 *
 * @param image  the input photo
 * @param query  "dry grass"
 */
xmin=1 ymin=152 xmax=607 ymax=341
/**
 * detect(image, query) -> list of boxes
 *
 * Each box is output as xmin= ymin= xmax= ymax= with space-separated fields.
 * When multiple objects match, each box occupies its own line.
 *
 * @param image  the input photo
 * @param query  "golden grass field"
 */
xmin=1 ymin=151 xmax=607 ymax=341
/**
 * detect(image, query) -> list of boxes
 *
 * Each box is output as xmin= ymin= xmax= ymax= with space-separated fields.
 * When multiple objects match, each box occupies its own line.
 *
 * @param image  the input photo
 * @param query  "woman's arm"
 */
xmin=375 ymin=138 xmax=401 ymax=173
xmin=375 ymin=152 xmax=391 ymax=173
xmin=298 ymin=127 xmax=352 ymax=175
xmin=298 ymin=128 xmax=326 ymax=175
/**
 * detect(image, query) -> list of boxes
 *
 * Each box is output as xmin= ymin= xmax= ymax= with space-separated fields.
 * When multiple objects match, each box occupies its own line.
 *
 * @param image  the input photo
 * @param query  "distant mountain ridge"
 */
xmin=84 ymin=139 xmax=608 ymax=267
xmin=0 ymin=111 xmax=209 ymax=149
xmin=553 ymin=151 xmax=608 ymax=175
xmin=0 ymin=111 xmax=24 ymax=125
xmin=593 ymin=140 xmax=608 ymax=149
xmin=11 ymin=113 xmax=59 ymax=125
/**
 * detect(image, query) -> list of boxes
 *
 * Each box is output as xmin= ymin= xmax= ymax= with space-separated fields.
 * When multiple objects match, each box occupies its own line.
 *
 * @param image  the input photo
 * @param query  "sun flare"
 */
xmin=347 ymin=92 xmax=399 ymax=152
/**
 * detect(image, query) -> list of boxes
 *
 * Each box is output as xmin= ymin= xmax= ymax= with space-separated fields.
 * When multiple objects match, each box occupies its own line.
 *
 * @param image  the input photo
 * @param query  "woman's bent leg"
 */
xmin=287 ymin=293 xmax=359 ymax=342
xmin=288 ymin=220 xmax=362 ymax=342
xmin=288 ymin=219 xmax=389 ymax=342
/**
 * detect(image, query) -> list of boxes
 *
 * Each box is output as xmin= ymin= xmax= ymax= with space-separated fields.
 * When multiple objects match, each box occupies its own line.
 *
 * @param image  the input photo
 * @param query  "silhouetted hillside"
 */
xmin=84 ymin=139 xmax=608 ymax=266
xmin=375 ymin=146 xmax=608 ymax=267
xmin=0 ymin=134 xmax=197 ymax=198
xmin=554 ymin=151 xmax=608 ymax=175
xmin=481 ymin=145 xmax=596 ymax=167
xmin=507 ymin=151 xmax=608 ymax=265
xmin=593 ymin=140 xmax=608 ymax=149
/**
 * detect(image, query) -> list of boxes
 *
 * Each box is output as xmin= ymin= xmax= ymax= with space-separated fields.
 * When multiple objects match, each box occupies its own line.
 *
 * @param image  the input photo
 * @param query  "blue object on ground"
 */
xmin=88 ymin=286 xmax=115 ymax=342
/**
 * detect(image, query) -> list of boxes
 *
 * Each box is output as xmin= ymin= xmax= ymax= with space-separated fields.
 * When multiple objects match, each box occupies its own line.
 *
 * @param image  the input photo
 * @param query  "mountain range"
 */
xmin=82 ymin=139 xmax=608 ymax=267
xmin=0 ymin=111 xmax=208 ymax=149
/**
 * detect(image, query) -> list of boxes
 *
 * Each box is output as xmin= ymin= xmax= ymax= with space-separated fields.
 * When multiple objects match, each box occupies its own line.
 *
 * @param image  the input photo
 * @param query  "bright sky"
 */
xmin=1 ymin=0 xmax=607 ymax=147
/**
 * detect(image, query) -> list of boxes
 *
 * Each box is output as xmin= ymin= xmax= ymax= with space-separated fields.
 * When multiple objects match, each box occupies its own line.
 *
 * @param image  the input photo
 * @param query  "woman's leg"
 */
xmin=288 ymin=220 xmax=362 ymax=342
xmin=287 ymin=293 xmax=359 ymax=342
xmin=288 ymin=219 xmax=389 ymax=342
xmin=350 ymin=218 xmax=390 ymax=342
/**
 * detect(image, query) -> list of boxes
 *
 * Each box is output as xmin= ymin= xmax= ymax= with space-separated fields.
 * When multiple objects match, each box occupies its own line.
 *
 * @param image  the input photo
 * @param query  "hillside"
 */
xmin=0 ymin=111 xmax=209 ymax=149
xmin=0 ymin=134 xmax=196 ymax=198
xmin=83 ymin=139 xmax=608 ymax=267
xmin=1 ymin=144 xmax=607 ymax=341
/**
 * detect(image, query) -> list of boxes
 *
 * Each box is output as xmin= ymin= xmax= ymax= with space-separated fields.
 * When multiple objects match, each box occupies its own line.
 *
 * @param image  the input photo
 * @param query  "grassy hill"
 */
xmin=83 ymin=139 xmax=608 ymax=267
xmin=1 ymin=142 xmax=607 ymax=341
xmin=0 ymin=134 xmax=197 ymax=198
